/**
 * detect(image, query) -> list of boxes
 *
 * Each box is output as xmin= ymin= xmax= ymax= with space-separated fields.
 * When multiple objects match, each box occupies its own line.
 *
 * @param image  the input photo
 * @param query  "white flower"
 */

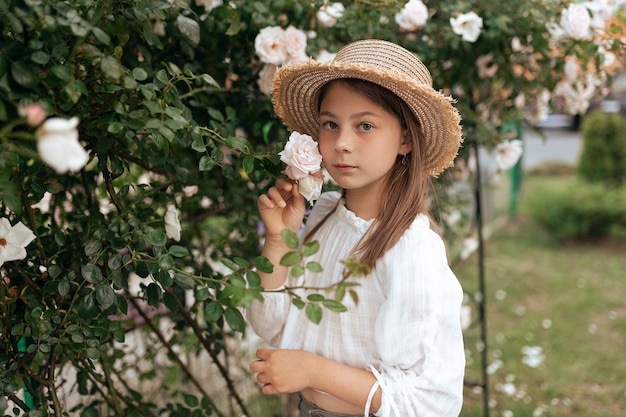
xmin=257 ymin=64 xmax=277 ymax=95
xmin=297 ymin=175 xmax=324 ymax=202
xmin=460 ymin=236 xmax=479 ymax=260
xmin=450 ymin=11 xmax=483 ymax=43
xmin=36 ymin=116 xmax=88 ymax=174
xmin=560 ymin=3 xmax=593 ymax=40
xmin=0 ymin=218 xmax=36 ymax=268
xmin=315 ymin=49 xmax=336 ymax=63
xmin=495 ymin=140 xmax=523 ymax=171
xmin=395 ymin=0 xmax=429 ymax=31
xmin=195 ymin=0 xmax=222 ymax=13
xmin=254 ymin=26 xmax=288 ymax=65
xmin=279 ymin=132 xmax=322 ymax=180
xmin=317 ymin=2 xmax=345 ymax=28
xmin=554 ymin=73 xmax=602 ymax=115
xmin=164 ymin=204 xmax=181 ymax=242
xmin=563 ymin=57 xmax=580 ymax=82
xmin=521 ymin=345 xmax=545 ymax=368
xmin=284 ymin=26 xmax=308 ymax=64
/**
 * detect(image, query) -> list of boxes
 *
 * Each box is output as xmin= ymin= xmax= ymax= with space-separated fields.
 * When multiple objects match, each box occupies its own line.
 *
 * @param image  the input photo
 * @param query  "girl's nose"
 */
xmin=334 ymin=130 xmax=352 ymax=152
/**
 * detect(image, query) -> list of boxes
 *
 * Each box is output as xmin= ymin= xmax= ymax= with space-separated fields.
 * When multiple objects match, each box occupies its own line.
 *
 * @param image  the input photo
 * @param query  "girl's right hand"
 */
xmin=258 ymin=177 xmax=306 ymax=238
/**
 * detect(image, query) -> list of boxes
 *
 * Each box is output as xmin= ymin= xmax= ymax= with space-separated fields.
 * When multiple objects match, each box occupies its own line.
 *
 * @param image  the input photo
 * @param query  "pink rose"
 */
xmin=19 ymin=104 xmax=47 ymax=127
xmin=279 ymin=132 xmax=322 ymax=180
xmin=257 ymin=64 xmax=277 ymax=95
xmin=560 ymin=3 xmax=593 ymax=40
xmin=284 ymin=26 xmax=307 ymax=60
xmin=495 ymin=140 xmax=523 ymax=171
xmin=254 ymin=26 xmax=287 ymax=65
xmin=297 ymin=175 xmax=323 ymax=202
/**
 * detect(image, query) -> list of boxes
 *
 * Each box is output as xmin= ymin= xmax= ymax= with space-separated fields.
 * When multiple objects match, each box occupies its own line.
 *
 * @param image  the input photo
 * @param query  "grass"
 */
xmin=457 ymin=172 xmax=626 ymax=417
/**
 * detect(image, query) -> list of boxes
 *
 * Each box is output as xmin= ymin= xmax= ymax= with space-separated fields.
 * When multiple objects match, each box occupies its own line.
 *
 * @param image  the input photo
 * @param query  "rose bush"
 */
xmin=0 ymin=0 xmax=624 ymax=416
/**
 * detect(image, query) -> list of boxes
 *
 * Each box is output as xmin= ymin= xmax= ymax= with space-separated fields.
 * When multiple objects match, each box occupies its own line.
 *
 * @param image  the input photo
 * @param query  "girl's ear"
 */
xmin=399 ymin=131 xmax=412 ymax=155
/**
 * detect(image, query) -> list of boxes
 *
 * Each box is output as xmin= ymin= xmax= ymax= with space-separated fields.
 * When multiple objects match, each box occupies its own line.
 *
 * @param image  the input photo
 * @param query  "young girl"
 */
xmin=247 ymin=39 xmax=465 ymax=417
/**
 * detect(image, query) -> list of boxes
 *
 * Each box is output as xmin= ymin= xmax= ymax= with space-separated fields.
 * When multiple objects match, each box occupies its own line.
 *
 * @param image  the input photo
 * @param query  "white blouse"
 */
xmin=246 ymin=191 xmax=465 ymax=417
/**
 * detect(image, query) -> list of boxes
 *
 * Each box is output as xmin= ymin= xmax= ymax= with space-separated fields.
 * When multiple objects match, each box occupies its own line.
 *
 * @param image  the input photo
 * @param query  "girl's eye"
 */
xmin=358 ymin=123 xmax=374 ymax=132
xmin=322 ymin=121 xmax=338 ymax=129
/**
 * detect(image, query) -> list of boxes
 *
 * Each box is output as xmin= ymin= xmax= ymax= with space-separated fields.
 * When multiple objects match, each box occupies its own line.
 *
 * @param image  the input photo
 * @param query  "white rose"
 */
xmin=315 ymin=49 xmax=336 ymax=63
xmin=0 ymin=218 xmax=36 ymax=267
xmin=495 ymin=140 xmax=523 ymax=171
xmin=279 ymin=131 xmax=322 ymax=180
xmin=36 ymin=116 xmax=88 ymax=174
xmin=450 ymin=11 xmax=483 ymax=43
xmin=257 ymin=64 xmax=277 ymax=95
xmin=563 ymin=57 xmax=580 ymax=82
xmin=164 ymin=204 xmax=182 ymax=242
xmin=317 ymin=2 xmax=345 ymax=28
xmin=297 ymin=175 xmax=323 ymax=202
xmin=395 ymin=0 xmax=429 ymax=31
xmin=284 ymin=26 xmax=308 ymax=61
xmin=560 ymin=3 xmax=593 ymax=40
xmin=254 ymin=26 xmax=287 ymax=65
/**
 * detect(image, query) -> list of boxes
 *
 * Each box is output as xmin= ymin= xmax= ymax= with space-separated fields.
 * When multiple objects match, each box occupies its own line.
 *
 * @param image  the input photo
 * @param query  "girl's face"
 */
xmin=318 ymin=81 xmax=411 ymax=201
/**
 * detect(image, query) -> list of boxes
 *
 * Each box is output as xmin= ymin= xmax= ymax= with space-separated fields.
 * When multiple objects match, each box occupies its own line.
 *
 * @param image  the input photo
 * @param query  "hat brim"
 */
xmin=272 ymin=59 xmax=463 ymax=177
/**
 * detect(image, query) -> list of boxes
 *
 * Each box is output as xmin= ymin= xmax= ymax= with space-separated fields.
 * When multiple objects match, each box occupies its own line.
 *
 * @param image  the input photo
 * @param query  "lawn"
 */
xmin=457 ymin=173 xmax=626 ymax=417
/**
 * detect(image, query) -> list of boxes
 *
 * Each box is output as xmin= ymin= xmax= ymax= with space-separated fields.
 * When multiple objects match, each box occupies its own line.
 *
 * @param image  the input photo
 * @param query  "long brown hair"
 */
xmin=305 ymin=78 xmax=432 ymax=271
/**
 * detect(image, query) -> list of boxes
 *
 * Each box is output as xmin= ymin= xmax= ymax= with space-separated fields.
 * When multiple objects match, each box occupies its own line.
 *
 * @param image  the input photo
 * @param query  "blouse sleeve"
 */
xmin=366 ymin=224 xmax=465 ymax=417
xmin=245 ymin=290 xmax=291 ymax=347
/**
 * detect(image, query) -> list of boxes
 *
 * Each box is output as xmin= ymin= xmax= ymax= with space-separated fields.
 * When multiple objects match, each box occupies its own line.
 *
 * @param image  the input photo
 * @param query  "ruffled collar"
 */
xmin=335 ymin=198 xmax=375 ymax=234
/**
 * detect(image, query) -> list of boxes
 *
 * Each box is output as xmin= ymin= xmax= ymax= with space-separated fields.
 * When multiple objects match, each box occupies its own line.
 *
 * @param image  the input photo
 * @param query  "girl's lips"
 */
xmin=333 ymin=164 xmax=355 ymax=171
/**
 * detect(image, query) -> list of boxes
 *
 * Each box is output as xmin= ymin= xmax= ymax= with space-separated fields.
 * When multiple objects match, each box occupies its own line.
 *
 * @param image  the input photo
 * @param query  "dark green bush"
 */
xmin=526 ymin=178 xmax=626 ymax=241
xmin=578 ymin=110 xmax=626 ymax=186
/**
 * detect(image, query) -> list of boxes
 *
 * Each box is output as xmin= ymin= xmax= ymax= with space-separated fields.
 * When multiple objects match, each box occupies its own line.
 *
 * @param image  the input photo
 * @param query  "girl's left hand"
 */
xmin=250 ymin=348 xmax=314 ymax=394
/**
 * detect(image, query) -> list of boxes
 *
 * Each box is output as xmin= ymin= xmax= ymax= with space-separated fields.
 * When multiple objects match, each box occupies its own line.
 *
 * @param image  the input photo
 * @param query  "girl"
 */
xmin=247 ymin=39 xmax=465 ymax=417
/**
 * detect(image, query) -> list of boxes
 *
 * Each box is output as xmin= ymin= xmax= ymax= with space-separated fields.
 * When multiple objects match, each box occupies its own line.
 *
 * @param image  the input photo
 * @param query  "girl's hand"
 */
xmin=250 ymin=348 xmax=314 ymax=394
xmin=258 ymin=177 xmax=306 ymax=238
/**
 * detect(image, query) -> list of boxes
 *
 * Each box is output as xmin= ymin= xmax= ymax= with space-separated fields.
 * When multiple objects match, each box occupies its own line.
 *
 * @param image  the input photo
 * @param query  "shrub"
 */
xmin=577 ymin=110 xmax=626 ymax=186
xmin=526 ymin=177 xmax=626 ymax=241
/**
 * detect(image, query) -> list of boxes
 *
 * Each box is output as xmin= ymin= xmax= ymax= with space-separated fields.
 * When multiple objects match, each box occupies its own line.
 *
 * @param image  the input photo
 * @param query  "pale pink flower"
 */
xmin=476 ymin=53 xmax=498 ymax=78
xmin=279 ymin=132 xmax=322 ymax=180
xmin=36 ymin=117 xmax=88 ymax=174
xmin=257 ymin=64 xmax=277 ymax=95
xmin=495 ymin=140 xmax=523 ymax=171
xmin=183 ymin=185 xmax=198 ymax=197
xmin=254 ymin=26 xmax=287 ymax=65
xmin=450 ymin=11 xmax=483 ymax=43
xmin=560 ymin=3 xmax=593 ymax=40
xmin=563 ymin=57 xmax=580 ymax=83
xmin=317 ymin=2 xmax=345 ymax=28
xmin=0 ymin=218 xmax=36 ymax=267
xmin=297 ymin=175 xmax=323 ymax=202
xmin=19 ymin=104 xmax=47 ymax=126
xmin=315 ymin=49 xmax=336 ymax=63
xmin=395 ymin=0 xmax=429 ymax=31
xmin=284 ymin=26 xmax=308 ymax=61
xmin=164 ymin=204 xmax=181 ymax=242
xmin=195 ymin=0 xmax=222 ymax=12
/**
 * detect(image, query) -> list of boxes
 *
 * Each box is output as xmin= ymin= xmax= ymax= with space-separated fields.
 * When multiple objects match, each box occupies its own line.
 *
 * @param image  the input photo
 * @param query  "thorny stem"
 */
xmin=47 ymin=352 xmax=63 ymax=417
xmin=128 ymin=297 xmax=226 ymax=417
xmin=172 ymin=296 xmax=251 ymax=417
xmin=99 ymin=349 xmax=123 ymax=415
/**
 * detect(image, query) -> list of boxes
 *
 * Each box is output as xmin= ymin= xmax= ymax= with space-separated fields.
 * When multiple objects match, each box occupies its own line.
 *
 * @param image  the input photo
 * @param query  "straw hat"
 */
xmin=271 ymin=39 xmax=463 ymax=176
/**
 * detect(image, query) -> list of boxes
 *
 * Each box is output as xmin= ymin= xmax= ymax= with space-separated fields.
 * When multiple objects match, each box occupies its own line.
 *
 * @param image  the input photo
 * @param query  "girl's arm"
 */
xmin=257 ymin=178 xmax=306 ymax=289
xmin=250 ymin=348 xmax=382 ymax=413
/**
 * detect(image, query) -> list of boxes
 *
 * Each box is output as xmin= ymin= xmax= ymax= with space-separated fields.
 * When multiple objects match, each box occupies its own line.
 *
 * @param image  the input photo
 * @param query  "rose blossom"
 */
xmin=450 ymin=11 xmax=483 ymax=43
xmin=316 ymin=49 xmax=336 ymax=63
xmin=395 ymin=0 xmax=429 ymax=31
xmin=560 ymin=3 xmax=593 ymax=40
xmin=36 ymin=116 xmax=89 ymax=174
xmin=0 ymin=218 xmax=36 ymax=268
xmin=284 ymin=26 xmax=308 ymax=64
xmin=297 ymin=175 xmax=324 ymax=202
xmin=317 ymin=2 xmax=345 ymax=28
xmin=254 ymin=26 xmax=288 ymax=65
xmin=164 ymin=204 xmax=181 ymax=241
xmin=257 ymin=64 xmax=277 ymax=95
xmin=279 ymin=132 xmax=322 ymax=180
xmin=495 ymin=140 xmax=523 ymax=171
xmin=19 ymin=104 xmax=47 ymax=126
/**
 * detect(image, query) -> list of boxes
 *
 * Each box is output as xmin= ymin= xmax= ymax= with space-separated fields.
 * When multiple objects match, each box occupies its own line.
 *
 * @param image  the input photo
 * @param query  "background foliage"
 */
xmin=1 ymin=0 xmax=624 ymax=416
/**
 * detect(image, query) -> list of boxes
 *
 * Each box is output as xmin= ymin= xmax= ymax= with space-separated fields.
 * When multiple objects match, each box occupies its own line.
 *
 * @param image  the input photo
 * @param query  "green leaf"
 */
xmin=50 ymin=64 xmax=72 ymax=81
xmin=31 ymin=51 xmax=50 ymax=65
xmin=11 ymin=60 xmax=38 ymax=87
xmin=281 ymin=229 xmax=299 ymax=249
xmin=146 ymin=282 xmax=162 ymax=306
xmin=199 ymin=155 xmax=216 ymax=171
xmin=158 ymin=254 xmax=174 ymax=270
xmin=243 ymin=155 xmax=255 ymax=173
xmin=292 ymin=297 xmax=305 ymax=309
xmin=305 ymin=303 xmax=322 ymax=324
xmin=174 ymin=272 xmax=195 ymax=290
xmin=291 ymin=265 xmax=304 ymax=277
xmin=207 ymin=107 xmax=223 ymax=122
xmin=86 ymin=347 xmax=100 ymax=360
xmin=306 ymin=261 xmax=323 ymax=273
xmin=84 ymin=240 xmax=102 ymax=257
xmin=65 ymin=79 xmax=87 ymax=104
xmin=219 ymin=257 xmax=239 ymax=271
xmin=224 ymin=306 xmax=245 ymax=333
xmin=191 ymin=138 xmax=206 ymax=152
xmin=95 ymin=284 xmax=115 ymax=309
xmin=224 ymin=136 xmax=250 ymax=151
xmin=280 ymin=251 xmax=301 ymax=267
xmin=307 ymin=294 xmax=324 ymax=302
xmin=301 ymin=241 xmax=319 ymax=257
xmin=204 ymin=302 xmax=223 ymax=322
xmin=246 ymin=270 xmax=261 ymax=287
xmin=177 ymin=15 xmax=200 ymax=47
xmin=81 ymin=264 xmax=103 ymax=284
xmin=169 ymin=245 xmax=189 ymax=257
xmin=253 ymin=256 xmax=273 ymax=274
xmin=107 ymin=122 xmax=124 ymax=134
xmin=101 ymin=56 xmax=124 ymax=81
xmin=92 ymin=27 xmax=111 ymax=45
xmin=233 ymin=257 xmax=250 ymax=268
xmin=184 ymin=393 xmax=199 ymax=408
xmin=132 ymin=67 xmax=148 ymax=81
xmin=322 ymin=299 xmax=348 ymax=312
xmin=146 ymin=229 xmax=167 ymax=247
xmin=195 ymin=287 xmax=210 ymax=302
